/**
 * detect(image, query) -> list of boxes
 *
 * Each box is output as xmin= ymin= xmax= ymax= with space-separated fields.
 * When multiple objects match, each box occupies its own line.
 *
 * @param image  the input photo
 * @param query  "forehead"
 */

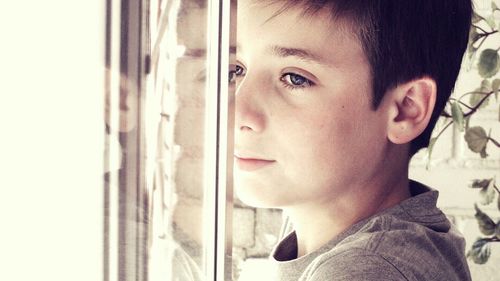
xmin=240 ymin=0 xmax=358 ymax=35
xmin=177 ymin=7 xmax=207 ymax=51
xmin=237 ymin=0 xmax=365 ymax=65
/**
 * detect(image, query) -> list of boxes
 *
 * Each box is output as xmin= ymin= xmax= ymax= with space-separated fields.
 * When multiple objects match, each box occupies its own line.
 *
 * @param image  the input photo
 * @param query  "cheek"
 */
xmin=303 ymin=103 xmax=358 ymax=147
xmin=285 ymin=103 xmax=374 ymax=175
xmin=275 ymin=107 xmax=350 ymax=177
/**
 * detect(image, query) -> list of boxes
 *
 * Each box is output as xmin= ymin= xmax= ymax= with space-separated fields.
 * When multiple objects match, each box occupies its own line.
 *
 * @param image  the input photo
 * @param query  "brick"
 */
xmin=231 ymin=247 xmax=247 ymax=281
xmin=233 ymin=207 xmax=255 ymax=248
xmin=246 ymin=209 xmax=283 ymax=257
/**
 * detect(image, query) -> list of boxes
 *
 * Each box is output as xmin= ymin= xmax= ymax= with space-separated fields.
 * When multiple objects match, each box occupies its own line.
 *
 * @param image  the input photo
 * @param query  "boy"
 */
xmin=232 ymin=0 xmax=473 ymax=280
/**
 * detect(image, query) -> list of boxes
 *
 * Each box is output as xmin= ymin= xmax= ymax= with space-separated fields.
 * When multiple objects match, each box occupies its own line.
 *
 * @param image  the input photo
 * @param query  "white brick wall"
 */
xmin=232 ymin=202 xmax=283 ymax=256
xmin=232 ymin=206 xmax=283 ymax=280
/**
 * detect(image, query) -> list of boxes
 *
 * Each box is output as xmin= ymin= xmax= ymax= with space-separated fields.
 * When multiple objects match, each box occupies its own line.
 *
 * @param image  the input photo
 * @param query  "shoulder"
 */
xmin=302 ymin=214 xmax=470 ymax=281
xmin=303 ymin=248 xmax=408 ymax=281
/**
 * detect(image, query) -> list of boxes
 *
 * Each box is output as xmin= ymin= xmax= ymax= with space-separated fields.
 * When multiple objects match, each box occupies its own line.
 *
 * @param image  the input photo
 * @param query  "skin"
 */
xmin=104 ymin=71 xmax=138 ymax=133
xmin=233 ymin=1 xmax=416 ymax=257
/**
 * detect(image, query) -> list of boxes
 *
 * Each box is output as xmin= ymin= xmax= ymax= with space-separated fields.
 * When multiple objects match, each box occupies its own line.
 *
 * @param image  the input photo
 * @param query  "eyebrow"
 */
xmin=268 ymin=45 xmax=328 ymax=66
xmin=184 ymin=48 xmax=206 ymax=58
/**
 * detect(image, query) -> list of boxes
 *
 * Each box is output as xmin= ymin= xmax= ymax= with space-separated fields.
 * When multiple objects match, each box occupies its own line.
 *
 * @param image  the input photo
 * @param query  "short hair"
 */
xmin=260 ymin=0 xmax=472 ymax=156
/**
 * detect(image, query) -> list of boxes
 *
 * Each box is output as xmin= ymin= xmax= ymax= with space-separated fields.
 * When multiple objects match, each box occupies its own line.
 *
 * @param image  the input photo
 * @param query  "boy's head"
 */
xmin=258 ymin=0 xmax=473 ymax=156
xmin=233 ymin=0 xmax=472 ymax=207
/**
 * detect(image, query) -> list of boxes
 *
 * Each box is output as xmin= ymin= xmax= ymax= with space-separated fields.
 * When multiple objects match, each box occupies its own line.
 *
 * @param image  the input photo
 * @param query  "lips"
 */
xmin=234 ymin=154 xmax=276 ymax=171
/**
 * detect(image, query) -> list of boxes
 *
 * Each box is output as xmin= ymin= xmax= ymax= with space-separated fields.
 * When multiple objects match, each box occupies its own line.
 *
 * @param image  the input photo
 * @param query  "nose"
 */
xmin=234 ymin=74 xmax=266 ymax=133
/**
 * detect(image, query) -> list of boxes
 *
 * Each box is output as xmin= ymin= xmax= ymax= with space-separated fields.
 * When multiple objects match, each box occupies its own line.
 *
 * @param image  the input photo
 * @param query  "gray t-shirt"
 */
xmin=270 ymin=181 xmax=471 ymax=281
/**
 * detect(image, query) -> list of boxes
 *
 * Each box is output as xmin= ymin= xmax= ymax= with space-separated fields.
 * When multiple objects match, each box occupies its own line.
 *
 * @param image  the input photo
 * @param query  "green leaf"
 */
xmin=480 ymin=147 xmax=489 ymax=158
xmin=471 ymin=11 xmax=485 ymax=24
xmin=470 ymin=178 xmax=493 ymax=189
xmin=467 ymin=238 xmax=491 ymax=264
xmin=481 ymin=79 xmax=492 ymax=92
xmin=464 ymin=127 xmax=489 ymax=155
xmin=470 ymin=80 xmax=492 ymax=109
xmin=470 ymin=179 xmax=496 ymax=205
xmin=466 ymin=47 xmax=479 ymax=70
xmin=468 ymin=27 xmax=481 ymax=45
xmin=475 ymin=204 xmax=496 ymax=235
xmin=492 ymin=79 xmax=500 ymax=101
xmin=426 ymin=137 xmax=438 ymax=170
xmin=485 ymin=15 xmax=496 ymax=30
xmin=451 ymin=102 xmax=465 ymax=131
xmin=478 ymin=49 xmax=500 ymax=78
xmin=480 ymin=180 xmax=496 ymax=205
xmin=494 ymin=79 xmax=500 ymax=91
xmin=469 ymin=93 xmax=490 ymax=109
xmin=466 ymin=26 xmax=479 ymax=70
xmin=498 ymin=192 xmax=500 ymax=211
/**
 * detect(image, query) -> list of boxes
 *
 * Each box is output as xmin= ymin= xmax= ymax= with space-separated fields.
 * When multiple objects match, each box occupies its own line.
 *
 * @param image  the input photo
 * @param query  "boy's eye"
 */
xmin=235 ymin=65 xmax=245 ymax=76
xmin=281 ymin=73 xmax=313 ymax=88
xmin=229 ymin=65 xmax=246 ymax=83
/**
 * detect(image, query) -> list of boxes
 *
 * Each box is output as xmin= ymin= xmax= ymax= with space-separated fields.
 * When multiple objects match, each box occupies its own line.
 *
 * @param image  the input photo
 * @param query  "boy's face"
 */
xmin=233 ymin=1 xmax=393 ymax=208
xmin=173 ymin=7 xmax=207 ymax=197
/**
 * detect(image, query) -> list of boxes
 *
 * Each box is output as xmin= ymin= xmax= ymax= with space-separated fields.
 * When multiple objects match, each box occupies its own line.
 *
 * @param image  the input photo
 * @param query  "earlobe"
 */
xmin=387 ymin=77 xmax=436 ymax=145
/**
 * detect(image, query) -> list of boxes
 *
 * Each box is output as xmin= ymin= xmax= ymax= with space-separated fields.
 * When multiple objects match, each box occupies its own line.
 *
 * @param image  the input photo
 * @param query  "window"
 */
xmin=104 ymin=0 xmax=234 ymax=280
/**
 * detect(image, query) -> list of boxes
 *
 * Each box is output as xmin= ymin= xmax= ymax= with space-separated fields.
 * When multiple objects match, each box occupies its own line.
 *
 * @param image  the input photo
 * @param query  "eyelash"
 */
xmin=230 ymin=64 xmax=315 ymax=91
xmin=229 ymin=65 xmax=245 ymax=84
xmin=280 ymin=73 xmax=314 ymax=90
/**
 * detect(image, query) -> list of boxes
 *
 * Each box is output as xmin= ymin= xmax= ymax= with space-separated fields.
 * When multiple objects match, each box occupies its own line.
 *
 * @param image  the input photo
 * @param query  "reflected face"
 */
xmin=172 ymin=7 xmax=207 ymax=198
xmin=233 ymin=1 xmax=390 ymax=208
xmin=104 ymin=71 xmax=138 ymax=133
xmin=175 ymin=7 xmax=207 ymax=140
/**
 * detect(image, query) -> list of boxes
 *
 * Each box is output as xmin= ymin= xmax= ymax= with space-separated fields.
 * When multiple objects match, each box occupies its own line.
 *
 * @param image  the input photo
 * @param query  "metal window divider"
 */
xmin=203 ymin=0 xmax=234 ymax=280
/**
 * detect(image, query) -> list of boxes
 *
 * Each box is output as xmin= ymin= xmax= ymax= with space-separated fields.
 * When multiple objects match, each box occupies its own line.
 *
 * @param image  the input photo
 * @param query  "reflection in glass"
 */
xmin=148 ymin=0 xmax=208 ymax=279
xmin=105 ymin=0 xmax=234 ymax=280
xmin=149 ymin=0 xmax=234 ymax=280
xmin=103 ymin=0 xmax=148 ymax=280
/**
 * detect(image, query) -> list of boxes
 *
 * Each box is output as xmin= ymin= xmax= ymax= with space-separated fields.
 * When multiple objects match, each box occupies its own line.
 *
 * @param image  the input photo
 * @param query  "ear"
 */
xmin=387 ymin=77 xmax=436 ymax=144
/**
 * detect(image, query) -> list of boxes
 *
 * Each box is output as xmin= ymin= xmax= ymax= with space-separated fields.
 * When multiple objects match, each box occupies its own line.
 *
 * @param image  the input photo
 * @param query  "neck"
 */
xmin=284 ymin=155 xmax=411 ymax=258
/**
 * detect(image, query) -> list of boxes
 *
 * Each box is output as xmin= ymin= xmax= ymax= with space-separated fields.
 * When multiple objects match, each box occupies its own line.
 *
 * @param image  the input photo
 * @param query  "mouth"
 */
xmin=234 ymin=155 xmax=276 ymax=171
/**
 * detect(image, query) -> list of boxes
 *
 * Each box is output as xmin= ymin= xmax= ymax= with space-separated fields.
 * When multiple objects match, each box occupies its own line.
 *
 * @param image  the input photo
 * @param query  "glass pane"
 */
xmin=104 ymin=0 xmax=234 ymax=280
xmin=148 ymin=0 xmax=234 ymax=280
xmin=103 ymin=1 xmax=148 ymax=281
xmin=149 ymin=1 xmax=208 ymax=279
